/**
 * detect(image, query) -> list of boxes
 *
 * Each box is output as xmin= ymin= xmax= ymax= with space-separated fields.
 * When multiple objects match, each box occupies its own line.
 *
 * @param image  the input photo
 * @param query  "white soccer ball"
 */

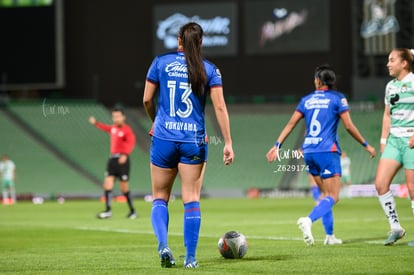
xmin=218 ymin=231 xmax=248 ymax=259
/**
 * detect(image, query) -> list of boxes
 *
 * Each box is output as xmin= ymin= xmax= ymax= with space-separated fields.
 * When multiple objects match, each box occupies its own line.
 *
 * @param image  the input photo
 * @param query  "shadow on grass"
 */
xmin=210 ymin=254 xmax=293 ymax=263
xmin=341 ymin=235 xmax=412 ymax=245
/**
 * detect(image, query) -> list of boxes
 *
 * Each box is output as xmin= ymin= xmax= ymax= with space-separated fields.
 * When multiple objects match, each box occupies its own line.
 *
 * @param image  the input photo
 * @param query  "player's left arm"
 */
xmin=210 ymin=86 xmax=234 ymax=165
xmin=340 ymin=111 xmax=376 ymax=158
xmin=266 ymin=110 xmax=303 ymax=162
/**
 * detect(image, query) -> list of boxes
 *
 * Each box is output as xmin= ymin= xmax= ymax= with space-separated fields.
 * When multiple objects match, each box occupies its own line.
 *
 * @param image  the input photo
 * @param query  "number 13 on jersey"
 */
xmin=168 ymin=80 xmax=193 ymax=118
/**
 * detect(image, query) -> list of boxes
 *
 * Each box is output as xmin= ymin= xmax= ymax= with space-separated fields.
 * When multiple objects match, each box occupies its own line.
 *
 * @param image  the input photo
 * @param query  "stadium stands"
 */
xmin=3 ymin=100 xmax=405 ymax=198
xmin=0 ymin=106 xmax=100 ymax=196
xmin=5 ymin=100 xmax=152 ymax=197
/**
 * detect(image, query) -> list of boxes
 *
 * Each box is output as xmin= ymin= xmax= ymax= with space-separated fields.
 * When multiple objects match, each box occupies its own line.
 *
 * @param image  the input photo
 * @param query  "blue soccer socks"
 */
xmin=322 ymin=209 xmax=334 ymax=235
xmin=151 ymin=199 xmax=169 ymax=251
xmin=311 ymin=185 xmax=321 ymax=201
xmin=309 ymin=196 xmax=335 ymax=222
xmin=183 ymin=201 xmax=201 ymax=263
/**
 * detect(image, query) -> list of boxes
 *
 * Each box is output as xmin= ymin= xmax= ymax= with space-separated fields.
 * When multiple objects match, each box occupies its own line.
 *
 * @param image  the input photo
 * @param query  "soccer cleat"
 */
xmin=159 ymin=247 xmax=176 ymax=268
xmin=127 ymin=211 xmax=137 ymax=219
xmin=297 ymin=217 xmax=314 ymax=246
xmin=97 ymin=211 xmax=112 ymax=219
xmin=384 ymin=228 xmax=406 ymax=245
xmin=324 ymin=235 xmax=343 ymax=245
xmin=184 ymin=257 xmax=199 ymax=269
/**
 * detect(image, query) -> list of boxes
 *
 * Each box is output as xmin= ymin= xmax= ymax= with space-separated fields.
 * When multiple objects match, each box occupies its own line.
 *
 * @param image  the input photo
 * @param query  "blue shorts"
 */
xmin=304 ymin=152 xmax=341 ymax=179
xmin=150 ymin=136 xmax=208 ymax=168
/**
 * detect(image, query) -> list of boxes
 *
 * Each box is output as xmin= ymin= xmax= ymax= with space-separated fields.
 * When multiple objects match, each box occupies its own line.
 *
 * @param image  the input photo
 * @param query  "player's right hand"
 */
xmin=89 ymin=116 xmax=96 ymax=125
xmin=223 ymin=144 xmax=234 ymax=165
xmin=266 ymin=146 xmax=278 ymax=162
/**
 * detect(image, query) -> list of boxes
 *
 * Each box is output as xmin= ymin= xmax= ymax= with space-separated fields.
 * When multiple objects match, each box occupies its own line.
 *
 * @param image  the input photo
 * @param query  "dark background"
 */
xmin=1 ymin=0 xmax=414 ymax=106
xmin=64 ymin=0 xmax=352 ymax=106
xmin=0 ymin=6 xmax=57 ymax=87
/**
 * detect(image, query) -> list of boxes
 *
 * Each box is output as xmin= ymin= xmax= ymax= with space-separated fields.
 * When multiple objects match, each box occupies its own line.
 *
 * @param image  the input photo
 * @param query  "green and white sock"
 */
xmin=378 ymin=190 xmax=401 ymax=231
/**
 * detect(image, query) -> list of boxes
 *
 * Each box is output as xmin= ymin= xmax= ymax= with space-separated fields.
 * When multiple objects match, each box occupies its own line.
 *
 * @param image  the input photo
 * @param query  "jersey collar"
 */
xmin=315 ymin=87 xmax=329 ymax=92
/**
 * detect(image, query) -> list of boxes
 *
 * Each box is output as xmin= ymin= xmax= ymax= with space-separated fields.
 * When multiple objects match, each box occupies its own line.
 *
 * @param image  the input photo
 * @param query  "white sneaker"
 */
xmin=97 ymin=211 xmax=112 ymax=219
xmin=127 ymin=211 xmax=137 ymax=219
xmin=384 ymin=228 xmax=406 ymax=245
xmin=324 ymin=235 xmax=343 ymax=245
xmin=297 ymin=217 xmax=314 ymax=245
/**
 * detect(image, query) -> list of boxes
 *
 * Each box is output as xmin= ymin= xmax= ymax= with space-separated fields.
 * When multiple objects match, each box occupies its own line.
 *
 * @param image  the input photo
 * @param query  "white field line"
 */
xmin=73 ymin=226 xmax=386 ymax=244
xmin=74 ymin=226 xmax=302 ymax=240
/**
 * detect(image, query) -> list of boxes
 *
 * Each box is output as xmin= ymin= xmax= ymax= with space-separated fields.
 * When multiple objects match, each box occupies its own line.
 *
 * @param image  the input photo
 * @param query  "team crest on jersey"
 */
xmin=400 ymin=84 xmax=408 ymax=93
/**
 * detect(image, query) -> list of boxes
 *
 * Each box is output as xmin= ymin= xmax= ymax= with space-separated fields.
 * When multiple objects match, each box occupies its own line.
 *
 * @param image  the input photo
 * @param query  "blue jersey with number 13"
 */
xmin=296 ymin=89 xmax=349 ymax=154
xmin=146 ymin=51 xmax=222 ymax=143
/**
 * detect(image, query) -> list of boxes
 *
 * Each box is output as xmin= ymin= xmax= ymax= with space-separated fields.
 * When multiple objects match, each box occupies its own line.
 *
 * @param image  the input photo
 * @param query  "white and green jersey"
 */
xmin=385 ymin=72 xmax=414 ymax=137
xmin=0 ymin=160 xmax=15 ymax=181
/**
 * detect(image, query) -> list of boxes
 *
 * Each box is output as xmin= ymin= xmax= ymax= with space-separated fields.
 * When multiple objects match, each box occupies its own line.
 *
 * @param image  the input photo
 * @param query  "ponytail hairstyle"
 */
xmin=178 ymin=22 xmax=207 ymax=98
xmin=314 ymin=64 xmax=336 ymax=89
xmin=393 ymin=48 xmax=414 ymax=72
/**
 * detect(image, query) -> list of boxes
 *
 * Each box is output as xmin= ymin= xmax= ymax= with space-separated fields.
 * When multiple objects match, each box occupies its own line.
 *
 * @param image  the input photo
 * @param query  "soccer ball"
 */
xmin=217 ymin=231 xmax=248 ymax=259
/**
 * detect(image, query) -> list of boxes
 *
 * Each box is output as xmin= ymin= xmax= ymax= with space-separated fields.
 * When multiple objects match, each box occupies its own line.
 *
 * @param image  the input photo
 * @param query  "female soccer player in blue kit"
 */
xmin=143 ymin=22 xmax=234 ymax=268
xmin=266 ymin=64 xmax=376 ymax=245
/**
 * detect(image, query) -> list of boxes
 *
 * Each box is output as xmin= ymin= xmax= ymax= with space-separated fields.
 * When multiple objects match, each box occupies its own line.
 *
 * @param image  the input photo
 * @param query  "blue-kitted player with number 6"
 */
xmin=266 ymin=64 xmax=376 ymax=245
xmin=143 ymin=22 xmax=234 ymax=268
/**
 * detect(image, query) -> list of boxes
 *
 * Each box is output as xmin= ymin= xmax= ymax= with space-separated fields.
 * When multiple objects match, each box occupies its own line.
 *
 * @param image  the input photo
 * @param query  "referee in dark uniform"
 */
xmin=89 ymin=107 xmax=137 ymax=219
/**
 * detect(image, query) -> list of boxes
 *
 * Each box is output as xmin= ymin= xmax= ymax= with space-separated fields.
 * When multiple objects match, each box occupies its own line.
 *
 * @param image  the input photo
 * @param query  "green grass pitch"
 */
xmin=1 ymin=197 xmax=414 ymax=274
